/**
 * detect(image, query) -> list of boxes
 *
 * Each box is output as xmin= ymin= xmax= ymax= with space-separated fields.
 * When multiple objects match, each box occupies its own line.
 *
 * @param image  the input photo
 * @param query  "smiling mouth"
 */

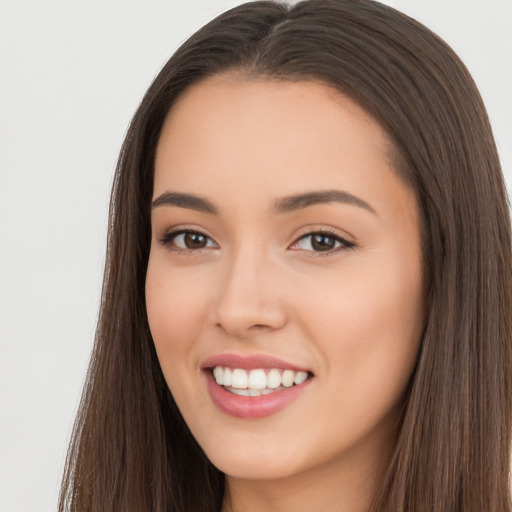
xmin=210 ymin=366 xmax=312 ymax=397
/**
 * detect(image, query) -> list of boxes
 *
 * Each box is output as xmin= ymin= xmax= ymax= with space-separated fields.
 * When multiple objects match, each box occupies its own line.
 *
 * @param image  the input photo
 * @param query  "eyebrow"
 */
xmin=151 ymin=192 xmax=218 ymax=214
xmin=151 ymin=189 xmax=375 ymax=215
xmin=272 ymin=189 xmax=376 ymax=215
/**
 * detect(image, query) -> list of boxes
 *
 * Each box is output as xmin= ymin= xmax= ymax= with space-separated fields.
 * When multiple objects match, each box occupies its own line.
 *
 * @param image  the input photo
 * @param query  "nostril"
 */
xmin=215 ymin=321 xmax=277 ymax=335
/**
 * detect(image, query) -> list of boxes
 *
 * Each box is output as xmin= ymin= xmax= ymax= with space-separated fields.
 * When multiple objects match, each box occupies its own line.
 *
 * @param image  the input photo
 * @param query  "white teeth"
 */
xmin=267 ymin=369 xmax=282 ymax=389
xmin=223 ymin=367 xmax=232 ymax=387
xmin=213 ymin=366 xmax=224 ymax=385
xmin=281 ymin=370 xmax=295 ymax=387
xmin=294 ymin=371 xmax=308 ymax=385
xmin=229 ymin=388 xmax=251 ymax=396
xmin=225 ymin=387 xmax=286 ymax=397
xmin=231 ymin=368 xmax=248 ymax=389
xmin=212 ymin=366 xmax=310 ymax=391
xmin=248 ymin=369 xmax=267 ymax=390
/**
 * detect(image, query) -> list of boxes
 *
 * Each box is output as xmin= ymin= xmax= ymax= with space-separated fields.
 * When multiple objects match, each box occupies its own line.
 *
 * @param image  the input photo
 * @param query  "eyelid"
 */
xmin=158 ymin=227 xmax=219 ymax=251
xmin=156 ymin=225 xmax=355 ymax=255
xmin=288 ymin=228 xmax=355 ymax=254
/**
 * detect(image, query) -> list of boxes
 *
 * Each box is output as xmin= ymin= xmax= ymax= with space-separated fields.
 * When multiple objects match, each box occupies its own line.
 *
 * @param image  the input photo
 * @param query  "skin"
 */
xmin=146 ymin=76 xmax=425 ymax=512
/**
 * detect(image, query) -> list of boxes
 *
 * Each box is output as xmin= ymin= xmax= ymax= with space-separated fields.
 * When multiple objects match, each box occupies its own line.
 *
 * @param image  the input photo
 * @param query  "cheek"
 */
xmin=293 ymin=251 xmax=423 ymax=408
xmin=145 ymin=255 xmax=212 ymax=376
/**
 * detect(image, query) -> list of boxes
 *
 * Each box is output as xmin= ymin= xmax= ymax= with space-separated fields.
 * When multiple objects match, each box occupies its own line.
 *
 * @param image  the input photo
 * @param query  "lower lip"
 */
xmin=204 ymin=371 xmax=312 ymax=419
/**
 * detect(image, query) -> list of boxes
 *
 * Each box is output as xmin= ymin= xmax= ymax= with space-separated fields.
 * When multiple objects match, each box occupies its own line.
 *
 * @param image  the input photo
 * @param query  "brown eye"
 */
xmin=291 ymin=231 xmax=354 ymax=253
xmin=160 ymin=230 xmax=217 ymax=251
xmin=311 ymin=234 xmax=337 ymax=251
xmin=183 ymin=232 xmax=208 ymax=249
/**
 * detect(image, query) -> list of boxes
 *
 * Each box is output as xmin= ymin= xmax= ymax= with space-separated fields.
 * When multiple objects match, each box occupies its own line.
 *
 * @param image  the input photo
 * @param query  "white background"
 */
xmin=0 ymin=1 xmax=510 ymax=511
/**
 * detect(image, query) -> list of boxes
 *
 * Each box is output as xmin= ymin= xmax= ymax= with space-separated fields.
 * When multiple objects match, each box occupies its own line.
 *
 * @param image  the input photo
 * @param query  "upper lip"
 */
xmin=201 ymin=353 xmax=312 ymax=373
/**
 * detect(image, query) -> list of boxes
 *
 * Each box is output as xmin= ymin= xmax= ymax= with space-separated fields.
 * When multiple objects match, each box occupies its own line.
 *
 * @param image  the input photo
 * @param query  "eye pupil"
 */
xmin=184 ymin=232 xmax=207 ymax=249
xmin=311 ymin=234 xmax=335 ymax=251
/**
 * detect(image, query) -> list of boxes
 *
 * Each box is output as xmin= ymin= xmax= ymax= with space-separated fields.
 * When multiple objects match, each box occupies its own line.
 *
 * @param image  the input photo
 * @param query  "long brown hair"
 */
xmin=59 ymin=1 xmax=512 ymax=511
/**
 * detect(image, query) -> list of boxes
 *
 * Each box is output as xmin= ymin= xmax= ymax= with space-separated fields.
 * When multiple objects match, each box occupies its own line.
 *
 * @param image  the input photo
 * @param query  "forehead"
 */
xmin=153 ymin=75 xmax=411 ymax=218
xmin=157 ymin=75 xmax=390 ymax=162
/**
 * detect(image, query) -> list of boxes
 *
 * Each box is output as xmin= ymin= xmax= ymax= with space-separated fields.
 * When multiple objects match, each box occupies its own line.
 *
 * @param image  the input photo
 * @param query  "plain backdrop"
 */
xmin=0 ymin=1 xmax=510 ymax=511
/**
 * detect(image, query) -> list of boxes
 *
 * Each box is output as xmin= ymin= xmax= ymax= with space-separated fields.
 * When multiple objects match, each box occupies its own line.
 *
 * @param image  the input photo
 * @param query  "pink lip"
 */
xmin=201 ymin=353 xmax=313 ymax=419
xmin=204 ymin=372 xmax=312 ymax=419
xmin=201 ymin=353 xmax=311 ymax=373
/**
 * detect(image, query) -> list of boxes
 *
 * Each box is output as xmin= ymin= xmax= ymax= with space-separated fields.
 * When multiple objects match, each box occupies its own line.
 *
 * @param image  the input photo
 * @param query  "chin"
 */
xmin=194 ymin=429 xmax=307 ymax=481
xmin=210 ymin=452 xmax=302 ymax=481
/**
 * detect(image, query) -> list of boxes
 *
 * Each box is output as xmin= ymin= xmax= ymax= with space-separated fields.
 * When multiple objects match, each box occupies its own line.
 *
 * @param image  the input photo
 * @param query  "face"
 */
xmin=146 ymin=76 xmax=424 ymax=482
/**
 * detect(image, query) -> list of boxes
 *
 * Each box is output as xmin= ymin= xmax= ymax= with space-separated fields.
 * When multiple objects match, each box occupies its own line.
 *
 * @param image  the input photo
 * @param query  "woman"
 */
xmin=59 ymin=1 xmax=512 ymax=511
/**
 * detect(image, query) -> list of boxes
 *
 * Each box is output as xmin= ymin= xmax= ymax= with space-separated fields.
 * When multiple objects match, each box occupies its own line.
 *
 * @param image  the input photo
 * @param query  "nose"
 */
xmin=211 ymin=246 xmax=288 ymax=338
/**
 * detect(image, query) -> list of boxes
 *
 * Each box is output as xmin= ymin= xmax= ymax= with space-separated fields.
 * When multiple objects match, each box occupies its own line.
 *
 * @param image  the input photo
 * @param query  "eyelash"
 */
xmin=158 ymin=229 xmax=216 ymax=254
xmin=158 ymin=229 xmax=355 ymax=256
xmin=290 ymin=229 xmax=355 ymax=255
